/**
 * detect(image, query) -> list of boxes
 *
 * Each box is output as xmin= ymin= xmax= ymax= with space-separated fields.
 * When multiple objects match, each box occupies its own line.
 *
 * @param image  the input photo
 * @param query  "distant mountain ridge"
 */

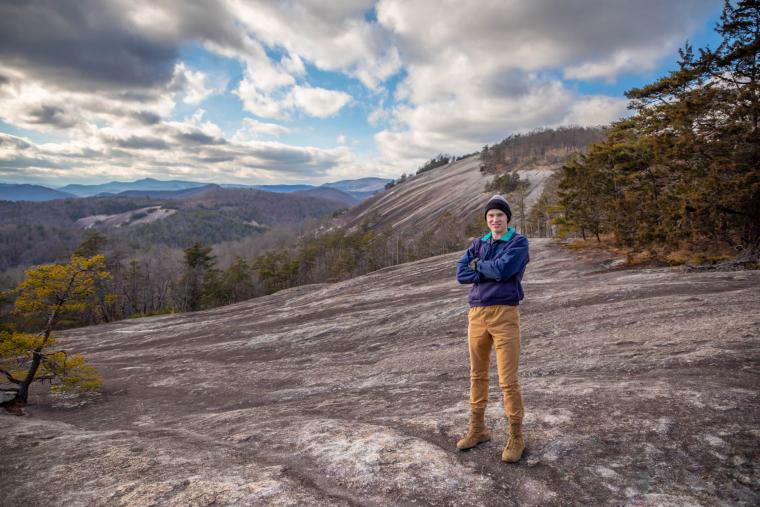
xmin=95 ymin=184 xmax=221 ymax=200
xmin=56 ymin=176 xmax=391 ymax=200
xmin=252 ymin=184 xmax=315 ymax=193
xmin=321 ymin=178 xmax=390 ymax=201
xmin=295 ymin=187 xmax=359 ymax=207
xmin=0 ymin=177 xmax=391 ymax=202
xmin=323 ymin=177 xmax=389 ymax=193
xmin=58 ymin=178 xmax=206 ymax=197
xmin=82 ymin=184 xmax=358 ymax=206
xmin=0 ymin=183 xmax=77 ymax=202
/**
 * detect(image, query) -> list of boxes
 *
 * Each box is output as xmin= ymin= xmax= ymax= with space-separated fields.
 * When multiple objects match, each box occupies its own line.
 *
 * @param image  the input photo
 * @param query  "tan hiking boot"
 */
xmin=502 ymin=421 xmax=525 ymax=462
xmin=456 ymin=410 xmax=492 ymax=450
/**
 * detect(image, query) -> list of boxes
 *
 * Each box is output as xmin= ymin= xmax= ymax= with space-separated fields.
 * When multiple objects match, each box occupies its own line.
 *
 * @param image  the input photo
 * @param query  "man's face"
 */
xmin=486 ymin=209 xmax=508 ymax=235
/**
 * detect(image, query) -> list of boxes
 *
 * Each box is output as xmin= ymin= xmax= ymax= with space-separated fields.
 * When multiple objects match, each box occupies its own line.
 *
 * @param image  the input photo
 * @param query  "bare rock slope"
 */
xmin=339 ymin=156 xmax=561 ymax=234
xmin=340 ymin=156 xmax=491 ymax=232
xmin=2 ymin=240 xmax=759 ymax=506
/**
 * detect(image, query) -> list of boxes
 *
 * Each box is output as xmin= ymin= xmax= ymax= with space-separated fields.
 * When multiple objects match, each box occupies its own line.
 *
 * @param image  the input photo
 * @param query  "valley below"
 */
xmin=2 ymin=239 xmax=759 ymax=506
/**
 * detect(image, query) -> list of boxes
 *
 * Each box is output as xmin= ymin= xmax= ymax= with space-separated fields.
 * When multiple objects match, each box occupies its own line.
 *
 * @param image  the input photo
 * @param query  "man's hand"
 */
xmin=468 ymin=257 xmax=479 ymax=271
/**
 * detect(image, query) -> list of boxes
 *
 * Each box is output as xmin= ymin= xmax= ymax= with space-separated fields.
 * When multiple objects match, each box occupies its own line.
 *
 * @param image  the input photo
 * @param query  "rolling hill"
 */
xmin=96 ymin=184 xmax=221 ymax=200
xmin=58 ymin=178 xmax=208 ymax=197
xmin=52 ymin=177 xmax=391 ymax=202
xmin=0 ymin=187 xmax=351 ymax=272
xmin=294 ymin=187 xmax=359 ymax=207
xmin=0 ymin=183 xmax=76 ymax=202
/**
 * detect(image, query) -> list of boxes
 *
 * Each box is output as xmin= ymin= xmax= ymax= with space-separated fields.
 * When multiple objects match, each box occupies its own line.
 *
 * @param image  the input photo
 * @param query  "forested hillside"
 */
xmin=114 ymin=187 xmax=351 ymax=249
xmin=479 ymin=126 xmax=606 ymax=175
xmin=551 ymin=1 xmax=759 ymax=265
xmin=0 ymin=188 xmax=347 ymax=279
xmin=0 ymin=195 xmax=158 ymax=271
xmin=0 ymin=191 xmax=351 ymax=325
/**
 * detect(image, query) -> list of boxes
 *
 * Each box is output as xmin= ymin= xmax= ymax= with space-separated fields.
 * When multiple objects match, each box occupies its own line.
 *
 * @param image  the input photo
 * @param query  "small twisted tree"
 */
xmin=0 ymin=255 xmax=108 ymax=405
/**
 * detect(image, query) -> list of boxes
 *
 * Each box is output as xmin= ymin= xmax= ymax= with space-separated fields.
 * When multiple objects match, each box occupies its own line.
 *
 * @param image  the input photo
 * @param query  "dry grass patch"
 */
xmin=557 ymin=235 xmax=744 ymax=268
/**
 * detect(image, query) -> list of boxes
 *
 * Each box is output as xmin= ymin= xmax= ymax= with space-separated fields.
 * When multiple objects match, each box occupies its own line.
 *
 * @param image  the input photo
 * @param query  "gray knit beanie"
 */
xmin=484 ymin=194 xmax=512 ymax=223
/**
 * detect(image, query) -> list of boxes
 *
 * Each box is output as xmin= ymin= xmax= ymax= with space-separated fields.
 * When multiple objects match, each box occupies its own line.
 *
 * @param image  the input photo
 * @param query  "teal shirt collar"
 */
xmin=481 ymin=227 xmax=515 ymax=242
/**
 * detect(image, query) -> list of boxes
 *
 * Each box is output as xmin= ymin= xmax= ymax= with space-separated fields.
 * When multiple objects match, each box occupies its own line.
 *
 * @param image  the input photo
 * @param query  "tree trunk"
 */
xmin=16 ymin=346 xmax=43 ymax=404
xmin=16 ymin=303 xmax=60 ymax=404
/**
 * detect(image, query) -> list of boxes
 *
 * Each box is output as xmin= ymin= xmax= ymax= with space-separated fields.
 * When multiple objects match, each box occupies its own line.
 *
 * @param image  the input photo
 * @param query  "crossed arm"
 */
xmin=455 ymin=241 xmax=481 ymax=284
xmin=456 ymin=236 xmax=529 ymax=284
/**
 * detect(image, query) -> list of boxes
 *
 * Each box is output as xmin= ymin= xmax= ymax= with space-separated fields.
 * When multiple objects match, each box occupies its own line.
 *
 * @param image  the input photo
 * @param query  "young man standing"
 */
xmin=455 ymin=194 xmax=530 ymax=463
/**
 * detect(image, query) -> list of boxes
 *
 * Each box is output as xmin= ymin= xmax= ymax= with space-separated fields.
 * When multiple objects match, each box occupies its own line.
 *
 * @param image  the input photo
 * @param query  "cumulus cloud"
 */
xmin=376 ymin=1 xmax=713 ymax=79
xmin=236 ymin=66 xmax=352 ymax=119
xmin=0 ymin=122 xmax=353 ymax=186
xmin=229 ymin=34 xmax=353 ymax=120
xmin=232 ymin=118 xmax=293 ymax=141
xmin=228 ymin=0 xmax=401 ymax=89
xmin=559 ymin=96 xmax=630 ymax=128
xmin=0 ymin=62 xmax=177 ymax=136
xmin=0 ymin=0 xmax=719 ymax=183
xmin=369 ymin=0 xmax=715 ymax=169
xmin=176 ymin=64 xmax=215 ymax=104
xmin=0 ymin=0 xmax=246 ymax=90
xmin=236 ymin=79 xmax=291 ymax=119
xmin=281 ymin=53 xmax=306 ymax=76
xmin=114 ymin=136 xmax=171 ymax=150
xmin=374 ymin=69 xmax=587 ymax=168
xmin=290 ymin=86 xmax=352 ymax=118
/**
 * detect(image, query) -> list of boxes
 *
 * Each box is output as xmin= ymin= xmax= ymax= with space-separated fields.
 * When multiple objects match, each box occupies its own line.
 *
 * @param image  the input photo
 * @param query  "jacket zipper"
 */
xmin=483 ymin=238 xmax=493 ymax=261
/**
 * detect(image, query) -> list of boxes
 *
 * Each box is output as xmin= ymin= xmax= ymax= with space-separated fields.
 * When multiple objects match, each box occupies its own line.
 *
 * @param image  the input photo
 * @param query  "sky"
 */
xmin=0 ymin=0 xmax=723 ymax=188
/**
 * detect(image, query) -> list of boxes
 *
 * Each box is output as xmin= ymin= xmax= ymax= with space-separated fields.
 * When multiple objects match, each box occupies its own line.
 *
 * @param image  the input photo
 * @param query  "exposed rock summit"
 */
xmin=341 ymin=156 xmax=491 ymax=233
xmin=2 ymin=239 xmax=759 ymax=506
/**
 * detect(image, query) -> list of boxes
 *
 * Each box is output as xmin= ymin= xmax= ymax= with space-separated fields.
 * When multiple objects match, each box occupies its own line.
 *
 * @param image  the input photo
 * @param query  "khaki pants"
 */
xmin=467 ymin=305 xmax=524 ymax=422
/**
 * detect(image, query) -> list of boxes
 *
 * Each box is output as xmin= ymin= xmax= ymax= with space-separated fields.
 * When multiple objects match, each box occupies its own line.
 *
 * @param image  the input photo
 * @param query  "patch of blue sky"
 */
xmin=302 ymin=60 xmax=365 ymax=97
xmin=179 ymin=43 xmax=244 ymax=91
xmin=363 ymin=6 xmax=378 ymax=24
xmin=173 ymin=92 xmax=248 ymax=138
xmin=301 ymin=58 xmax=403 ymax=110
xmin=0 ymin=120 xmax=68 ymax=144
xmin=277 ymin=101 xmax=378 ymax=155
xmin=216 ymin=48 xmax=384 ymax=151
xmin=257 ymin=45 xmax=359 ymax=94
xmin=259 ymin=43 xmax=402 ymax=104
xmin=376 ymin=69 xmax=407 ymax=105
xmin=570 ymin=72 xmax=658 ymax=98
xmin=285 ymin=63 xmax=406 ymax=154
xmin=172 ymin=44 xmax=247 ymax=136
